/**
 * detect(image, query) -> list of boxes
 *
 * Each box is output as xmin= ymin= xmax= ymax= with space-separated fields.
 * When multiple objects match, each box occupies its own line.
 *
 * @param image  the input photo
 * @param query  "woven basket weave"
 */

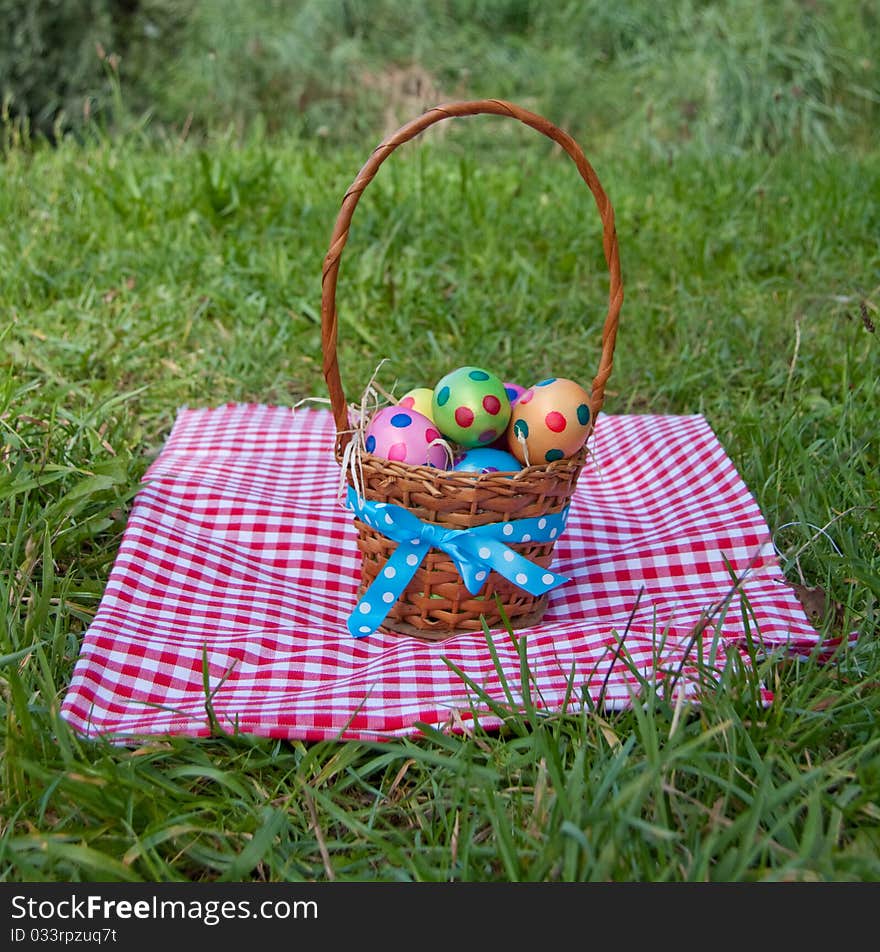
xmin=321 ymin=99 xmax=623 ymax=641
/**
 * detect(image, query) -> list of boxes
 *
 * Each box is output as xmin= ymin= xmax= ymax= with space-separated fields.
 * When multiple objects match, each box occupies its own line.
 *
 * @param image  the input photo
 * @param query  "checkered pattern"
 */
xmin=60 ymin=404 xmax=830 ymax=743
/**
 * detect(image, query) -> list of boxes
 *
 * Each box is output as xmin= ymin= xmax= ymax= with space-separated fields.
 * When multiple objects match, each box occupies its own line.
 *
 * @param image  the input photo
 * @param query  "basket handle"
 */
xmin=321 ymin=99 xmax=623 ymax=449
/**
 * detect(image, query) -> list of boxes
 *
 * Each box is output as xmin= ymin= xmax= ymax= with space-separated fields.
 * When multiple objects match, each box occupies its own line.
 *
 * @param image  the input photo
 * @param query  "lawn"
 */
xmin=1 ymin=0 xmax=879 ymax=882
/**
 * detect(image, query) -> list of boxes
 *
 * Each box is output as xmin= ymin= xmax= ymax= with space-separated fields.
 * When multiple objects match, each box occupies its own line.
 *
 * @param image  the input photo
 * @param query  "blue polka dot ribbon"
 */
xmin=345 ymin=485 xmax=571 ymax=638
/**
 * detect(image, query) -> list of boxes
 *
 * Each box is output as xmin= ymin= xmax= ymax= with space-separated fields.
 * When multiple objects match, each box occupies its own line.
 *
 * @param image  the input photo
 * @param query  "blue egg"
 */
xmin=453 ymin=447 xmax=523 ymax=475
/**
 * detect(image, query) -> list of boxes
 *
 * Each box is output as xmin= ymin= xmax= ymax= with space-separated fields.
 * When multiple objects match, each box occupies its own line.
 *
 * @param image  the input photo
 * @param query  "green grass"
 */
xmin=80 ymin=0 xmax=880 ymax=156
xmin=2 ymin=2 xmax=879 ymax=883
xmin=8 ymin=2 xmax=878 ymax=155
xmin=3 ymin=124 xmax=878 ymax=882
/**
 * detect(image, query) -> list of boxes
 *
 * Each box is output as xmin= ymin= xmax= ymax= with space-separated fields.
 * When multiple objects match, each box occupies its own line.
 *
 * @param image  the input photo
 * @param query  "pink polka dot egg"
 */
xmin=364 ymin=406 xmax=450 ymax=469
xmin=507 ymin=377 xmax=592 ymax=466
xmin=432 ymin=366 xmax=512 ymax=449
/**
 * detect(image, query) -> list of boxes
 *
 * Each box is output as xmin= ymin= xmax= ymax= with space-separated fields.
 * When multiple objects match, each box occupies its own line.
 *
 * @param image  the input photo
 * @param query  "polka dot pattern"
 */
xmin=545 ymin=410 xmax=566 ymax=433
xmin=431 ymin=366 xmax=512 ymax=448
xmin=506 ymin=377 xmax=593 ymax=466
xmin=455 ymin=406 xmax=475 ymax=428
xmin=344 ymin=486 xmax=571 ymax=638
xmin=398 ymin=387 xmax=435 ymax=421
xmin=365 ymin=405 xmax=450 ymax=469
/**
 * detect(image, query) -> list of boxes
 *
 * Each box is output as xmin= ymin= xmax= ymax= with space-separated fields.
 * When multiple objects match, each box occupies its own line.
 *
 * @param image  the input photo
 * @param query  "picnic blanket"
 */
xmin=60 ymin=404 xmax=828 ymax=743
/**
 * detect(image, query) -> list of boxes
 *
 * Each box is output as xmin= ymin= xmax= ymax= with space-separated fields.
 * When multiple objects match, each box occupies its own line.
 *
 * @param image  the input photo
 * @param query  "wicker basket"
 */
xmin=321 ymin=99 xmax=623 ymax=641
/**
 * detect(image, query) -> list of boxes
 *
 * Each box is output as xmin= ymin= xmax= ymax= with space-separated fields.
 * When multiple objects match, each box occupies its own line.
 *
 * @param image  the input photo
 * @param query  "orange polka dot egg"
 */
xmin=506 ymin=377 xmax=592 ymax=466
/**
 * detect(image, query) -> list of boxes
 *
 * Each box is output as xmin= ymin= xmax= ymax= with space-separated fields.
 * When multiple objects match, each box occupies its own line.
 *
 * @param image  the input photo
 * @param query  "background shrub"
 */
xmin=2 ymin=1 xmax=878 ymax=152
xmin=0 ymin=0 xmax=193 ymax=139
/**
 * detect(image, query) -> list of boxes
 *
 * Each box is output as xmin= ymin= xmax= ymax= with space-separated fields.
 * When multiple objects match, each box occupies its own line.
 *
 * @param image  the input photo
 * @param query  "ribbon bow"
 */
xmin=345 ymin=486 xmax=571 ymax=638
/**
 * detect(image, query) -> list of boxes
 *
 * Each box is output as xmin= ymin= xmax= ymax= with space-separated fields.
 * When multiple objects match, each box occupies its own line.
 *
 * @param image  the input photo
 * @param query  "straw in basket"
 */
xmin=321 ymin=100 xmax=623 ymax=641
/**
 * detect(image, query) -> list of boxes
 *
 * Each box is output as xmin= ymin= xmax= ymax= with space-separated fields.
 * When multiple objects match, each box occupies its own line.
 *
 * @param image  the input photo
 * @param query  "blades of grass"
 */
xmin=598 ymin=586 xmax=644 ymax=708
xmin=0 ymin=643 xmax=47 ymax=668
xmin=117 ymin=823 xmax=184 ymax=881
xmin=485 ymin=789 xmax=521 ymax=882
xmin=480 ymin=618 xmax=521 ymax=713
xmin=8 ymin=837 xmax=142 ymax=882
xmin=218 ymin=806 xmax=288 ymax=882
xmin=37 ymin=458 xmax=130 ymax=532
xmin=440 ymin=651 xmax=528 ymax=736
xmin=21 ymin=529 xmax=53 ymax=644
xmin=4 ymin=661 xmax=35 ymax=752
xmin=383 ymin=729 xmax=499 ymax=785
xmin=200 ymin=643 xmax=240 ymax=739
xmin=165 ymin=764 xmax=252 ymax=800
xmin=300 ymin=780 xmax=417 ymax=880
xmin=299 ymin=740 xmax=374 ymax=789
xmin=561 ymin=740 xmax=588 ymax=881
xmin=515 ymin=620 xmax=540 ymax=725
xmin=0 ymin=468 xmax=78 ymax=501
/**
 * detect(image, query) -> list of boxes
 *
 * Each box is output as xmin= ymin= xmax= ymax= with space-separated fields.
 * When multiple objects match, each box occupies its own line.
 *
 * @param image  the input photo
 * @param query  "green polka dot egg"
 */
xmin=506 ymin=377 xmax=592 ymax=465
xmin=432 ymin=366 xmax=512 ymax=448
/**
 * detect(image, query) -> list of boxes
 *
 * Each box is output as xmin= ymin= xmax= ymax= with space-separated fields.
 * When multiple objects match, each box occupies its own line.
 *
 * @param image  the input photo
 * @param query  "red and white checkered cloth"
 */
xmin=61 ymin=404 xmax=830 ymax=743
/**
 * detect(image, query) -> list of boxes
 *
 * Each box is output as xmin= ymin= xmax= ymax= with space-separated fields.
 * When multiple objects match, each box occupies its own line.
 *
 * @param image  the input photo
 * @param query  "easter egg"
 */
xmin=432 ymin=366 xmax=511 ymax=448
xmin=506 ymin=377 xmax=592 ymax=466
xmin=490 ymin=383 xmax=526 ymax=449
xmin=453 ymin=447 xmax=522 ymax=475
xmin=398 ymin=386 xmax=435 ymax=421
xmin=364 ymin=406 xmax=450 ymax=468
